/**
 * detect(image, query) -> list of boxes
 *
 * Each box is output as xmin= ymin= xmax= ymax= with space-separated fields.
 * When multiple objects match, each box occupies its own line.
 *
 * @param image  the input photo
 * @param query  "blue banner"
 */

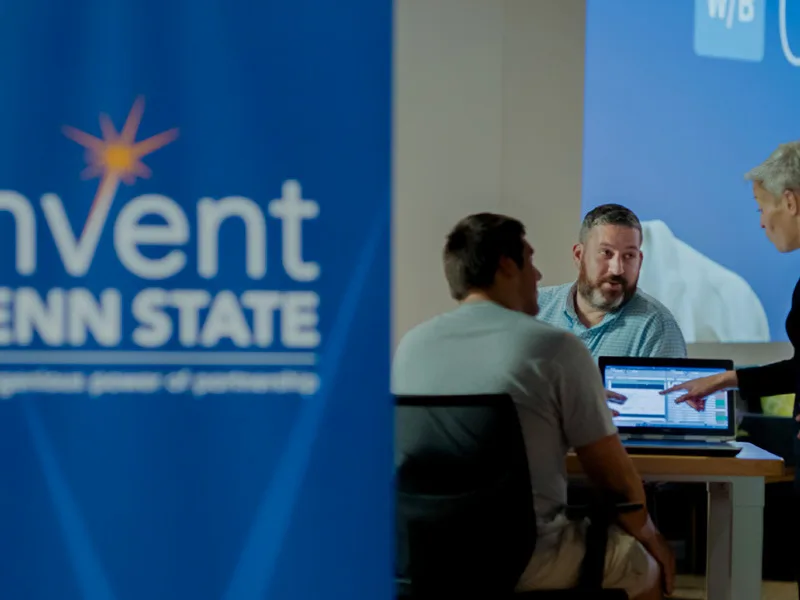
xmin=0 ymin=2 xmax=392 ymax=599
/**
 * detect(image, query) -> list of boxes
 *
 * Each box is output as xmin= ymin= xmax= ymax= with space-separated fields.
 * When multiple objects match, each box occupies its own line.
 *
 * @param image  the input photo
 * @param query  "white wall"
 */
xmin=393 ymin=0 xmax=586 ymax=345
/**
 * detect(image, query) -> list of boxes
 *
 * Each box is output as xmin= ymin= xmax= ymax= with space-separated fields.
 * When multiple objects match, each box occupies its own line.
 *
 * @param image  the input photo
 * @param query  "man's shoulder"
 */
xmin=536 ymin=282 xmax=573 ymax=320
xmin=391 ymin=304 xmax=590 ymax=398
xmin=626 ymin=289 xmax=681 ymax=325
xmin=514 ymin=314 xmax=580 ymax=350
xmin=482 ymin=303 xmax=578 ymax=352
xmin=394 ymin=311 xmax=449 ymax=350
xmin=505 ymin=316 xmax=590 ymax=370
xmin=537 ymin=282 xmax=572 ymax=301
xmin=392 ymin=313 xmax=452 ymax=387
xmin=395 ymin=303 xmax=578 ymax=358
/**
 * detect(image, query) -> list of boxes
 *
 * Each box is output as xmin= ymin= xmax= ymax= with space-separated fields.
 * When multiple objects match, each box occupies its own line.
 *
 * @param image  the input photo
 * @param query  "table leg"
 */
xmin=706 ymin=477 xmax=764 ymax=600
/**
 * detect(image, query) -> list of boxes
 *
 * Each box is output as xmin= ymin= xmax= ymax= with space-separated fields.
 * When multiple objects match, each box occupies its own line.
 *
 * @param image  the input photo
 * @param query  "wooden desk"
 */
xmin=766 ymin=466 xmax=795 ymax=484
xmin=566 ymin=440 xmax=785 ymax=478
xmin=567 ymin=442 xmax=784 ymax=600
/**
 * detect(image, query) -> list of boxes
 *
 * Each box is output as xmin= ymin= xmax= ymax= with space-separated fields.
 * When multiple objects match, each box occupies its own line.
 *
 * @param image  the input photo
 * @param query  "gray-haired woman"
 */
xmin=662 ymin=141 xmax=800 ymax=591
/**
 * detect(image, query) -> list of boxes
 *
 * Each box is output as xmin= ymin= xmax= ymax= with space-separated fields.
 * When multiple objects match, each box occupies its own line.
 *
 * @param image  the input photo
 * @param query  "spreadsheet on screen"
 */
xmin=604 ymin=365 xmax=729 ymax=430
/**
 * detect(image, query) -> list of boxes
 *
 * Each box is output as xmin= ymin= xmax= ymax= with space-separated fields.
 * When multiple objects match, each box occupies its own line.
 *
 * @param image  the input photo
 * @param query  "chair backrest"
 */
xmin=395 ymin=394 xmax=537 ymax=597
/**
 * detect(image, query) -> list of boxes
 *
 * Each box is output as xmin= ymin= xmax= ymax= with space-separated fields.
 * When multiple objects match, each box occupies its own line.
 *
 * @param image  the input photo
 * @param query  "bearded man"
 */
xmin=536 ymin=204 xmax=686 ymax=360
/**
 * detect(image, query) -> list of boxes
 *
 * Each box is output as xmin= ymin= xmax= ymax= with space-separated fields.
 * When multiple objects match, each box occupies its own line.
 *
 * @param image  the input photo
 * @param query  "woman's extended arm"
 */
xmin=736 ymin=358 xmax=796 ymax=412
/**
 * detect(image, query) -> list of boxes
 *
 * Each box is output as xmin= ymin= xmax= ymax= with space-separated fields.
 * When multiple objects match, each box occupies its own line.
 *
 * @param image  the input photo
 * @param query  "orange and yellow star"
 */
xmin=62 ymin=96 xmax=178 ymax=229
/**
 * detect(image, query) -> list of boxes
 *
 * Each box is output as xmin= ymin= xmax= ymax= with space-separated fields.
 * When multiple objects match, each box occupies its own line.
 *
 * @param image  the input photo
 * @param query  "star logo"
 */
xmin=62 ymin=96 xmax=178 ymax=233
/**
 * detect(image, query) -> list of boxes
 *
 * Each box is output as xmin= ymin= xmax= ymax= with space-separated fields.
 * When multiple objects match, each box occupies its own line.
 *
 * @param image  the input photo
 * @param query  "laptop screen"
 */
xmin=598 ymin=356 xmax=735 ymax=436
xmin=605 ymin=365 xmax=728 ymax=430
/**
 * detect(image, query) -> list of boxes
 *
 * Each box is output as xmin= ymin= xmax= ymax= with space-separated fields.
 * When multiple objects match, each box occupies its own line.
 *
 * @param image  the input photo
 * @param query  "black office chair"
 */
xmin=395 ymin=393 xmax=638 ymax=599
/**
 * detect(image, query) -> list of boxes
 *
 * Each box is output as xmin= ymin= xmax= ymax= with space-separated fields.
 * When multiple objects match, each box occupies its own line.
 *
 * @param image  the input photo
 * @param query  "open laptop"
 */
xmin=598 ymin=356 xmax=742 ymax=457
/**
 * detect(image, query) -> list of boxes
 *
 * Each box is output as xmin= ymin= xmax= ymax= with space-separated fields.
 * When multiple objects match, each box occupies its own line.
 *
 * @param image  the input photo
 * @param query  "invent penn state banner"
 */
xmin=0 ymin=2 xmax=392 ymax=599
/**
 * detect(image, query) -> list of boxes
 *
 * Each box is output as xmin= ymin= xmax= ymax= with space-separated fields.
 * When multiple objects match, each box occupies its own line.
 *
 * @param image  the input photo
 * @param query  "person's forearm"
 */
xmin=600 ymin=462 xmax=655 ymax=546
xmin=720 ymin=370 xmax=739 ymax=389
xmin=617 ymin=501 xmax=659 ymax=550
xmin=576 ymin=439 xmax=657 ymax=547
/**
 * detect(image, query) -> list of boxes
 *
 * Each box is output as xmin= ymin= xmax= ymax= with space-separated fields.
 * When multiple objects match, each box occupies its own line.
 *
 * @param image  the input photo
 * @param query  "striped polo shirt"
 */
xmin=536 ymin=282 xmax=687 ymax=360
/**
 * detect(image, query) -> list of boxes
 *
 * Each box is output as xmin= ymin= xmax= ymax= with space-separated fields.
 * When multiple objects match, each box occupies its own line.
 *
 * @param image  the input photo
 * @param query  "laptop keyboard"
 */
xmin=623 ymin=439 xmax=741 ymax=456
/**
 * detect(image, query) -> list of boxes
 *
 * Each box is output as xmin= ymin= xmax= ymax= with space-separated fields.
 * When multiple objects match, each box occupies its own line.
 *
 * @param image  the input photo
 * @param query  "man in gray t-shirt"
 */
xmin=393 ymin=300 xmax=614 ymax=524
xmin=392 ymin=213 xmax=674 ymax=600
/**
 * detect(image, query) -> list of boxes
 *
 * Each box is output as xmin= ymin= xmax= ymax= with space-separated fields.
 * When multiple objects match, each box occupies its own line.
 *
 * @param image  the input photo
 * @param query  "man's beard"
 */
xmin=577 ymin=263 xmax=637 ymax=312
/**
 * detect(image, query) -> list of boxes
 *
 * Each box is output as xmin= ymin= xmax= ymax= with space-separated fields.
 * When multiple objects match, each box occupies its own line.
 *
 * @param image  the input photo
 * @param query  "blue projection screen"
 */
xmin=584 ymin=0 xmax=800 ymax=343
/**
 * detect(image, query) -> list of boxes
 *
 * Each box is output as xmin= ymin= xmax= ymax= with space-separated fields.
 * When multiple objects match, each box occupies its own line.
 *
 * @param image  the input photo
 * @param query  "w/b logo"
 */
xmin=694 ymin=0 xmax=765 ymax=62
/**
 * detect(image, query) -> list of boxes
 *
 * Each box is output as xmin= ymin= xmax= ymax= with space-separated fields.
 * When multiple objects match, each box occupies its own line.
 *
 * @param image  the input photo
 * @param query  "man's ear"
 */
xmin=572 ymin=243 xmax=583 ymax=267
xmin=784 ymin=189 xmax=799 ymax=216
xmin=497 ymin=255 xmax=516 ymax=278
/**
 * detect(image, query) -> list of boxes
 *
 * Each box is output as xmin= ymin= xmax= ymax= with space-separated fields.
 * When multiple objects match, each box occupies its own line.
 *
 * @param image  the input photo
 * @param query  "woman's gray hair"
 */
xmin=744 ymin=141 xmax=800 ymax=197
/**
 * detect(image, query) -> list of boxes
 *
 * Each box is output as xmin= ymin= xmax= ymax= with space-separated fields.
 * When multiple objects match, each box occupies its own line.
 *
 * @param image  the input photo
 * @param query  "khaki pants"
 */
xmin=516 ymin=516 xmax=659 ymax=599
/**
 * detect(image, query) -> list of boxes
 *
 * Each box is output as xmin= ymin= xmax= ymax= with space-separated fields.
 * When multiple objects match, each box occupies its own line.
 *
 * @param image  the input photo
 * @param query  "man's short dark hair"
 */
xmin=579 ymin=204 xmax=642 ymax=244
xmin=443 ymin=213 xmax=526 ymax=301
